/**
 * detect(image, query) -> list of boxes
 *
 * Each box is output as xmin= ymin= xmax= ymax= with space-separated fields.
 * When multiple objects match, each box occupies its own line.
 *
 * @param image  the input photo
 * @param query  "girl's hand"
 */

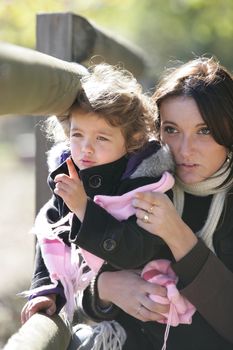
xmin=21 ymin=294 xmax=56 ymax=324
xmin=97 ymin=270 xmax=169 ymax=322
xmin=132 ymin=191 xmax=197 ymax=261
xmin=54 ymin=158 xmax=87 ymax=221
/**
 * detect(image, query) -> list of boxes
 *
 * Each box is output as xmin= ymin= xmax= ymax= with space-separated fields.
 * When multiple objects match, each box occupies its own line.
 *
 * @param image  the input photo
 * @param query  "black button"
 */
xmin=88 ymin=175 xmax=103 ymax=188
xmin=102 ymin=239 xmax=117 ymax=251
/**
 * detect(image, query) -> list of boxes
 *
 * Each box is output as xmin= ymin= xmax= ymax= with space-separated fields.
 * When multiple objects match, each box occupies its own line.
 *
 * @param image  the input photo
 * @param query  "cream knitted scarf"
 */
xmin=172 ymin=162 xmax=232 ymax=252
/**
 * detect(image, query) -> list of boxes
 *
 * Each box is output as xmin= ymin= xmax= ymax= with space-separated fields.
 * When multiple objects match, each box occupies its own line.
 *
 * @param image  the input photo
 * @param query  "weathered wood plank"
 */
xmin=4 ymin=313 xmax=71 ymax=350
xmin=0 ymin=42 xmax=86 ymax=116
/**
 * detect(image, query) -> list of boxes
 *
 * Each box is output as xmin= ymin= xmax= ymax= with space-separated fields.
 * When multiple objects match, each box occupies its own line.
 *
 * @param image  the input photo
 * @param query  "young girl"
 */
xmin=21 ymin=63 xmax=176 ymax=327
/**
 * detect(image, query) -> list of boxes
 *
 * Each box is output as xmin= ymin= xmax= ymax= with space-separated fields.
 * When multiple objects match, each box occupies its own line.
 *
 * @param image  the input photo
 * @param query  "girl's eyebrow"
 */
xmin=95 ymin=130 xmax=115 ymax=137
xmin=71 ymin=126 xmax=81 ymax=131
xmin=71 ymin=126 xmax=114 ymax=136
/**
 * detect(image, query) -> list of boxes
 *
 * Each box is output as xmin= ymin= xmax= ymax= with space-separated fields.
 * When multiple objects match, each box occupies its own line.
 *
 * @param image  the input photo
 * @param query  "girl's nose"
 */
xmin=82 ymin=139 xmax=94 ymax=154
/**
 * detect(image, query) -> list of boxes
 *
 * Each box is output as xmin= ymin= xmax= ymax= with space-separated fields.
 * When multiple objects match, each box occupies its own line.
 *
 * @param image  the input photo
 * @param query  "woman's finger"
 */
xmin=134 ymin=191 xmax=159 ymax=205
xmin=134 ymin=303 xmax=167 ymax=322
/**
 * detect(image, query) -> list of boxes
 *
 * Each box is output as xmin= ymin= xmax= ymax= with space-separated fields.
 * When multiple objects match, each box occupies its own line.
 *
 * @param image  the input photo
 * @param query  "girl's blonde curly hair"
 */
xmin=45 ymin=63 xmax=158 ymax=154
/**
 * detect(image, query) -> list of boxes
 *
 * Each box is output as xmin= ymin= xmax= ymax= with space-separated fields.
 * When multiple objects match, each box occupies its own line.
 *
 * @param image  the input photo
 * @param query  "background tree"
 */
xmin=1 ymin=0 xmax=232 ymax=78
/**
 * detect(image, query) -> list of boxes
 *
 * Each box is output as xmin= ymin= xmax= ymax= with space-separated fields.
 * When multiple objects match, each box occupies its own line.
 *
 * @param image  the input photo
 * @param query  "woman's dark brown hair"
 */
xmin=153 ymin=57 xmax=233 ymax=186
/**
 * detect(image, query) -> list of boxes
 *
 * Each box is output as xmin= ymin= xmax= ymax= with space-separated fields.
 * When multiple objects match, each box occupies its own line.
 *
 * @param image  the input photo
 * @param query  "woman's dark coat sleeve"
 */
xmin=172 ymin=239 xmax=233 ymax=344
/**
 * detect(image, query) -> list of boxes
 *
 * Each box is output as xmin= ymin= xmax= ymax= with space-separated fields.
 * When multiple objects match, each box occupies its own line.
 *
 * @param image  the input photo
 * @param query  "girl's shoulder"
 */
xmin=46 ymin=141 xmax=70 ymax=173
xmin=123 ymin=140 xmax=175 ymax=180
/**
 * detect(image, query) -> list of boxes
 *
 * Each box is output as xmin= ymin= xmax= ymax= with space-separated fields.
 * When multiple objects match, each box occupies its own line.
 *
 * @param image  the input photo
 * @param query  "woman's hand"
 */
xmin=21 ymin=294 xmax=56 ymax=324
xmin=97 ymin=270 xmax=169 ymax=322
xmin=133 ymin=191 xmax=198 ymax=261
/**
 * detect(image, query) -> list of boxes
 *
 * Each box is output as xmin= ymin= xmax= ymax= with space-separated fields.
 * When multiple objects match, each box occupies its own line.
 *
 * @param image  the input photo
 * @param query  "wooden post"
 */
xmin=36 ymin=12 xmax=146 ymax=76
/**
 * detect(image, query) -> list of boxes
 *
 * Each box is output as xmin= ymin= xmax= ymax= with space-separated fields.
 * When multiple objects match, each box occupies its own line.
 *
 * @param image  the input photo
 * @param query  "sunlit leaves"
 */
xmin=0 ymin=0 xmax=232 ymax=76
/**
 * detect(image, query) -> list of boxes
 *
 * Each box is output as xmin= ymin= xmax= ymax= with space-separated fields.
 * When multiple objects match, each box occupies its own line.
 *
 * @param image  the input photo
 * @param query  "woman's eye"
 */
xmin=198 ymin=127 xmax=211 ymax=135
xmin=164 ymin=126 xmax=178 ymax=134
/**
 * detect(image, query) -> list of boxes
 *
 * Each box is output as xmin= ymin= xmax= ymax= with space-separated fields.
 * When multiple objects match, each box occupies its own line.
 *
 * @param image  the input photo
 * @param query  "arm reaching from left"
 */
xmin=21 ymin=294 xmax=56 ymax=324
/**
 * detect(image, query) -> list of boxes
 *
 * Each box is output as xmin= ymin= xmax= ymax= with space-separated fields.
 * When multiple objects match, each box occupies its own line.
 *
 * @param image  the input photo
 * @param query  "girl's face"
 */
xmin=70 ymin=109 xmax=127 ymax=170
xmin=160 ymin=96 xmax=228 ymax=184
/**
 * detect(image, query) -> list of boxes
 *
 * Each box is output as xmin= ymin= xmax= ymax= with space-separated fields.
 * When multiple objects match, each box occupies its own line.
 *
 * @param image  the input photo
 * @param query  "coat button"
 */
xmin=88 ymin=175 xmax=103 ymax=188
xmin=102 ymin=239 xmax=117 ymax=251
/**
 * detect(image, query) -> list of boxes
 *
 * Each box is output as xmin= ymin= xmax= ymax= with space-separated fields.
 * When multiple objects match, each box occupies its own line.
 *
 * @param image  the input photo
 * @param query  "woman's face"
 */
xmin=160 ymin=96 xmax=228 ymax=184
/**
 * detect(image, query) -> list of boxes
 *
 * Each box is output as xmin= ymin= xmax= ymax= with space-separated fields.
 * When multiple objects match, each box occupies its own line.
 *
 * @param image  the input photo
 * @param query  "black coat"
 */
xmin=31 ymin=141 xmax=174 ymax=291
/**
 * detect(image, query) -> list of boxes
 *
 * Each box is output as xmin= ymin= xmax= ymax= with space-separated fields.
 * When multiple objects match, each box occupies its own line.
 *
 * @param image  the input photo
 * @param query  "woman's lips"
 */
xmin=178 ymin=163 xmax=199 ymax=169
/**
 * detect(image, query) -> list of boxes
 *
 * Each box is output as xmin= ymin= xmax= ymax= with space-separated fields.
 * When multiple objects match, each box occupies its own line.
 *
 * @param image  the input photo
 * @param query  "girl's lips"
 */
xmin=80 ymin=159 xmax=96 ymax=167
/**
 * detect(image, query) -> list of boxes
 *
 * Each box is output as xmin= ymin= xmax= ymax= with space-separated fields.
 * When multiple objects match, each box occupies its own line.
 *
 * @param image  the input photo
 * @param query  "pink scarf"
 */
xmin=142 ymin=259 xmax=196 ymax=350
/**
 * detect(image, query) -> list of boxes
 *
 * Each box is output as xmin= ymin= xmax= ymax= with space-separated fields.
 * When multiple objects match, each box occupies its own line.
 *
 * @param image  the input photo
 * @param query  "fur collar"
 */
xmin=130 ymin=144 xmax=174 ymax=178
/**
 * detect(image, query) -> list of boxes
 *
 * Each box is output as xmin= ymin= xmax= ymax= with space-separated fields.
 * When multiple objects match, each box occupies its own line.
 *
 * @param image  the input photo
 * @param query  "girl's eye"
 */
xmin=97 ymin=136 xmax=109 ymax=141
xmin=163 ymin=126 xmax=178 ymax=134
xmin=198 ymin=127 xmax=211 ymax=135
xmin=71 ymin=132 xmax=82 ymax=138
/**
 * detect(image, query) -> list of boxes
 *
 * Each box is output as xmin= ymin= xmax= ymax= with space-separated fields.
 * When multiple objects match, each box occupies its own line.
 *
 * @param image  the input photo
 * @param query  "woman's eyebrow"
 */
xmin=162 ymin=121 xmax=177 ymax=125
xmin=162 ymin=121 xmax=207 ymax=127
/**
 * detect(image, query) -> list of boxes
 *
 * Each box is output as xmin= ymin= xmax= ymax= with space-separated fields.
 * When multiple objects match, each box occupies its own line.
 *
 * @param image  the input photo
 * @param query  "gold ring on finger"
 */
xmin=142 ymin=213 xmax=150 ymax=224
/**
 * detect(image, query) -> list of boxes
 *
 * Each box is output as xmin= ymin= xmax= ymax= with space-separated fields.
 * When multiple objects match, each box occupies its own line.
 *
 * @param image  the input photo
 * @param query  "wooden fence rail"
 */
xmin=0 ymin=42 xmax=86 ymax=117
xmin=4 ymin=313 xmax=71 ymax=350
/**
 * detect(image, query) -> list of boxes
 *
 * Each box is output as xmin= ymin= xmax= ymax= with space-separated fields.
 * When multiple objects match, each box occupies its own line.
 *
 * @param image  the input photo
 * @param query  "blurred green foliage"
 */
xmin=0 ymin=0 xmax=232 ymax=78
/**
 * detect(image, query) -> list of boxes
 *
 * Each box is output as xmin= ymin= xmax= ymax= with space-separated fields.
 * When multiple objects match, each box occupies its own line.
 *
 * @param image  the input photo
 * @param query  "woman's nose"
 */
xmin=179 ymin=136 xmax=194 ymax=157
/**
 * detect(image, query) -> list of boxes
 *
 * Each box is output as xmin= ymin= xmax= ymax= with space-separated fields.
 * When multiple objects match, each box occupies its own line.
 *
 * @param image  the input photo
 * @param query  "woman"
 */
xmin=76 ymin=57 xmax=233 ymax=350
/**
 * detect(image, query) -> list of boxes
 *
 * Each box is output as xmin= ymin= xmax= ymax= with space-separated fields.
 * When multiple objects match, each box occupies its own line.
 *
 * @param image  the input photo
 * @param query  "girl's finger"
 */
xmin=66 ymin=158 xmax=78 ymax=179
xmin=54 ymin=173 xmax=70 ymax=183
